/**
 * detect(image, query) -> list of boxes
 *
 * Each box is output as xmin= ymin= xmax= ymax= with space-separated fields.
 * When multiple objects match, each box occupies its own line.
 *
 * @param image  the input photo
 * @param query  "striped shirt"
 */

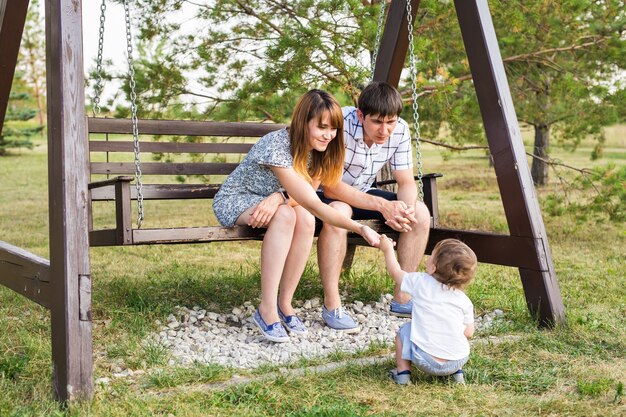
xmin=341 ymin=107 xmax=413 ymax=192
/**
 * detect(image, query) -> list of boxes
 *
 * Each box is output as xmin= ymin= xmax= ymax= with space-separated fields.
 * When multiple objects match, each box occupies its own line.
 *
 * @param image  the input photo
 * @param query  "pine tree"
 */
xmin=0 ymin=71 xmax=43 ymax=155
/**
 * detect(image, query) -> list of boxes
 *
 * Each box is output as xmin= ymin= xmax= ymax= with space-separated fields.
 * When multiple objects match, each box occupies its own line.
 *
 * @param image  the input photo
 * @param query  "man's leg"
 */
xmin=317 ymin=200 xmax=352 ymax=311
xmin=350 ymin=190 xmax=430 ymax=310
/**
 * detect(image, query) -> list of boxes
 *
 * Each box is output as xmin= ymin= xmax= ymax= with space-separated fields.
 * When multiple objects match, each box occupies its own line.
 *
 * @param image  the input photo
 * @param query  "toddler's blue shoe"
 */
xmin=389 ymin=369 xmax=411 ymax=385
xmin=277 ymin=305 xmax=308 ymax=334
xmin=322 ymin=306 xmax=360 ymax=333
xmin=390 ymin=299 xmax=412 ymax=318
xmin=253 ymin=309 xmax=289 ymax=343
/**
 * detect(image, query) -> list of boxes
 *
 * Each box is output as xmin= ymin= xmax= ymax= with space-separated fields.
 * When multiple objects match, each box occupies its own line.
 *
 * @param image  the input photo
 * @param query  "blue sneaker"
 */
xmin=322 ymin=306 xmax=360 ymax=333
xmin=253 ymin=309 xmax=289 ymax=343
xmin=277 ymin=305 xmax=308 ymax=334
xmin=390 ymin=299 xmax=412 ymax=318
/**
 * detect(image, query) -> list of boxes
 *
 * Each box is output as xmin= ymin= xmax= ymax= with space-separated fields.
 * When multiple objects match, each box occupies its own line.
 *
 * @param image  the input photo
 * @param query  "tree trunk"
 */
xmin=531 ymin=124 xmax=550 ymax=186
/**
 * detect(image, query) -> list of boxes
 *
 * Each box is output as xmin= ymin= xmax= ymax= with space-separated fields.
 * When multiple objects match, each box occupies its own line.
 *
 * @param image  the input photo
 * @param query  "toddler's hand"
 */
xmin=379 ymin=234 xmax=396 ymax=252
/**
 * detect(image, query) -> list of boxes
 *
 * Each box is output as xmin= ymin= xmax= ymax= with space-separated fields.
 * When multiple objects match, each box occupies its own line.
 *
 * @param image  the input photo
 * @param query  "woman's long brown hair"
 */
xmin=289 ymin=90 xmax=345 ymax=186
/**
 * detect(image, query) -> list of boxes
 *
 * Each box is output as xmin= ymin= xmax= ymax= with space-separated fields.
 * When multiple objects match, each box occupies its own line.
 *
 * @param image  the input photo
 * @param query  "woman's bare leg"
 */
xmin=278 ymin=206 xmax=315 ymax=315
xmin=236 ymin=204 xmax=296 ymax=324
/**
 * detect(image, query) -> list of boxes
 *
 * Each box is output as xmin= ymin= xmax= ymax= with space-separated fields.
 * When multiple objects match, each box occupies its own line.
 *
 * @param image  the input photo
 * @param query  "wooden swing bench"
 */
xmin=87 ymin=117 xmax=442 ymax=248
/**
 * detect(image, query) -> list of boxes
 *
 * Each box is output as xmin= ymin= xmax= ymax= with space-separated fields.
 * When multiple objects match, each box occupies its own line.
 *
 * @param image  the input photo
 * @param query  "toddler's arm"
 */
xmin=379 ymin=234 xmax=406 ymax=284
xmin=464 ymin=322 xmax=475 ymax=339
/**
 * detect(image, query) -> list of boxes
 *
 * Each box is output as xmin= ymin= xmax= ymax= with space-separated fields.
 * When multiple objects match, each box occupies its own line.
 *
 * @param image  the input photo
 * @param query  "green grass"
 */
xmin=0 ymin=126 xmax=625 ymax=415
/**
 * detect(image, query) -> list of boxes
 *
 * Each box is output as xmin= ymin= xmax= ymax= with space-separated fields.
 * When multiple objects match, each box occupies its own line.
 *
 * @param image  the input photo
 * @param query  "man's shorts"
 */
xmin=316 ymin=188 xmax=397 ymax=220
xmin=398 ymin=322 xmax=468 ymax=377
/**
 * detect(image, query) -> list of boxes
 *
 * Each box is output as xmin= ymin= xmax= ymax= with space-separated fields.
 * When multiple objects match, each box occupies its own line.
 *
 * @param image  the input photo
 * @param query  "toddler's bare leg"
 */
xmin=395 ymin=334 xmax=412 ymax=372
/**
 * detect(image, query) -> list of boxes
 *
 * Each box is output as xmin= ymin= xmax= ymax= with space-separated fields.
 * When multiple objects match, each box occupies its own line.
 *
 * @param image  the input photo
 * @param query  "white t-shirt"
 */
xmin=401 ymin=272 xmax=474 ymax=360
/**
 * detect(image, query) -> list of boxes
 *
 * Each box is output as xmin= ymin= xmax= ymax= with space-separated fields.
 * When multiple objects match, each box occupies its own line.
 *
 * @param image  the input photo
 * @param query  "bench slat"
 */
xmin=87 ymin=117 xmax=286 ymax=137
xmin=91 ymin=162 xmax=239 ymax=176
xmin=131 ymin=226 xmax=266 ymax=245
xmin=91 ymin=183 xmax=221 ymax=201
xmin=89 ymin=141 xmax=254 ymax=154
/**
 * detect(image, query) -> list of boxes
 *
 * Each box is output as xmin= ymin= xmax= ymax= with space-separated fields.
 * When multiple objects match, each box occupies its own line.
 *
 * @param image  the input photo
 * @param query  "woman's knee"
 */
xmin=272 ymin=204 xmax=297 ymax=228
xmin=294 ymin=206 xmax=315 ymax=235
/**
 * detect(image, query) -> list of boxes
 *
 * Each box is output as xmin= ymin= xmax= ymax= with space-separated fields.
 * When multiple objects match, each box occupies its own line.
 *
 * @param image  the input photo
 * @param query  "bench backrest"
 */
xmin=88 ymin=117 xmax=287 ymax=201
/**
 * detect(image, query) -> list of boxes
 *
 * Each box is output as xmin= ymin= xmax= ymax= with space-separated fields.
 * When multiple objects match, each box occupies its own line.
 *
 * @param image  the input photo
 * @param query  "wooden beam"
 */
xmin=0 ymin=241 xmax=51 ymax=309
xmin=90 ymin=183 xmax=222 ymax=201
xmin=0 ymin=0 xmax=30 ymax=135
xmin=87 ymin=117 xmax=286 ymax=137
xmin=89 ymin=141 xmax=254 ymax=154
xmin=373 ymin=0 xmax=420 ymax=86
xmin=90 ymin=161 xmax=240 ymax=176
xmin=45 ymin=0 xmax=93 ymax=401
xmin=132 ymin=226 xmax=266 ymax=245
xmin=454 ymin=0 xmax=564 ymax=326
xmin=347 ymin=226 xmax=545 ymax=270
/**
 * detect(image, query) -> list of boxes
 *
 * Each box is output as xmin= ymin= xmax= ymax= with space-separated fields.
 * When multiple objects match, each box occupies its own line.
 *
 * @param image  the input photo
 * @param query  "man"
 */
xmin=317 ymin=81 xmax=431 ymax=332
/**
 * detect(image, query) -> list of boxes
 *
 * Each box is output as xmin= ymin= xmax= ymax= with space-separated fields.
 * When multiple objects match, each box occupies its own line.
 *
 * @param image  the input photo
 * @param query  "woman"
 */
xmin=213 ymin=90 xmax=380 ymax=343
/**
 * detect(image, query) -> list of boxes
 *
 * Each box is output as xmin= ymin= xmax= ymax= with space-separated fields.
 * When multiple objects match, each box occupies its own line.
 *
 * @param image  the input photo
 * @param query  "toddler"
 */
xmin=379 ymin=236 xmax=477 ymax=385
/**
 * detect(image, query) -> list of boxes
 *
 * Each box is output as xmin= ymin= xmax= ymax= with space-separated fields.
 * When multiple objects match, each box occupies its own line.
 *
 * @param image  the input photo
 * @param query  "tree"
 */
xmin=19 ymin=0 xmax=46 ymax=127
xmin=127 ymin=0 xmax=381 ymax=121
xmin=114 ymin=0 xmax=624 ymax=186
xmin=412 ymin=0 xmax=625 ymax=185
xmin=0 ymin=71 xmax=43 ymax=155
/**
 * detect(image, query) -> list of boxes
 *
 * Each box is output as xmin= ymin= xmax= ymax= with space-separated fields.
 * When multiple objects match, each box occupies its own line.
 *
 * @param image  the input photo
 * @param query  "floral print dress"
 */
xmin=213 ymin=128 xmax=293 ymax=227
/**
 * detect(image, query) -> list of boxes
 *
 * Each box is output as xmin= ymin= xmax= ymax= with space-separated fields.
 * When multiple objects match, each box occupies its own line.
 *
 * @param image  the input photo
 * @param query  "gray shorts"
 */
xmin=398 ymin=322 xmax=468 ymax=376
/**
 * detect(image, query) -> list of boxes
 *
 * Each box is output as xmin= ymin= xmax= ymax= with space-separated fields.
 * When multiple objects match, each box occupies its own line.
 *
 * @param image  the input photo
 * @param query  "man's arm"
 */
xmin=392 ymin=168 xmax=418 ymax=212
xmin=323 ymin=180 xmax=384 ymax=211
xmin=323 ymin=179 xmax=416 ymax=232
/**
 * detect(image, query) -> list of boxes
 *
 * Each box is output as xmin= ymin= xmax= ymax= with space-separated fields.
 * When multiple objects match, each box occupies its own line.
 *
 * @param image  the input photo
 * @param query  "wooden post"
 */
xmin=373 ymin=0 xmax=565 ymax=326
xmin=453 ymin=0 xmax=564 ymax=326
xmin=372 ymin=0 xmax=420 ymax=85
xmin=0 ymin=0 xmax=30 ymax=135
xmin=45 ymin=0 xmax=93 ymax=401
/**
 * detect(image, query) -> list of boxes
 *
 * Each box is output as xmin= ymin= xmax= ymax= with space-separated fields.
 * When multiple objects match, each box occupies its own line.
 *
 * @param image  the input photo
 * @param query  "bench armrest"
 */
xmin=373 ymin=173 xmax=442 ymax=227
xmin=88 ymin=175 xmax=134 ymax=190
xmin=88 ymin=176 xmax=133 ymax=245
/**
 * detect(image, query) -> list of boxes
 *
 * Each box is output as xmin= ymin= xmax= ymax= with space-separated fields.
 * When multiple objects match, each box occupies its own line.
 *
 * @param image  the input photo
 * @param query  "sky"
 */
xmin=82 ymin=2 xmax=127 ymax=64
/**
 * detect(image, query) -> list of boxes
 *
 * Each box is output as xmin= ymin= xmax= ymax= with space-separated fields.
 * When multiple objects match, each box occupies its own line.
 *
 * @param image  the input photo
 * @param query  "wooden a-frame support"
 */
xmin=0 ymin=0 xmax=564 ymax=402
xmin=0 ymin=0 xmax=93 ymax=401
xmin=376 ymin=0 xmax=565 ymax=327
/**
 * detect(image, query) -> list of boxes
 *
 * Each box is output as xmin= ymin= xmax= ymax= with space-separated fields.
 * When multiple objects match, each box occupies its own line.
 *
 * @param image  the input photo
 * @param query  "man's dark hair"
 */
xmin=357 ymin=81 xmax=403 ymax=118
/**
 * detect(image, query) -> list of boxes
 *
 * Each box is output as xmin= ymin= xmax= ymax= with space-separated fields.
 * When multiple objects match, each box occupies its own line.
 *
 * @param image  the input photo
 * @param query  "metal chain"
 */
xmin=123 ymin=0 xmax=144 ymax=228
xmin=92 ymin=0 xmax=107 ymax=116
xmin=405 ymin=0 xmax=424 ymax=201
xmin=370 ymin=0 xmax=387 ymax=80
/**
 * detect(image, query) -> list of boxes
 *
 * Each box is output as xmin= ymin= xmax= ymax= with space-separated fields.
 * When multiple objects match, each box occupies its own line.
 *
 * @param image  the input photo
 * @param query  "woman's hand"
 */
xmin=248 ymin=192 xmax=284 ymax=228
xmin=359 ymin=224 xmax=381 ymax=247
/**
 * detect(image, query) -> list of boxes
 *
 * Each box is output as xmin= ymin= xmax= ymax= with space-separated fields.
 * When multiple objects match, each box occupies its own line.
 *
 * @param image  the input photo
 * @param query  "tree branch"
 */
xmin=418 ymin=138 xmax=596 ymax=177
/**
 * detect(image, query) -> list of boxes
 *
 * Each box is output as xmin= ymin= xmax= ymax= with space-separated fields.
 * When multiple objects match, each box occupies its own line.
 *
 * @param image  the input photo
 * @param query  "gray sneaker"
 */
xmin=389 ymin=369 xmax=411 ymax=385
xmin=451 ymin=369 xmax=465 ymax=384
xmin=322 ymin=306 xmax=360 ymax=333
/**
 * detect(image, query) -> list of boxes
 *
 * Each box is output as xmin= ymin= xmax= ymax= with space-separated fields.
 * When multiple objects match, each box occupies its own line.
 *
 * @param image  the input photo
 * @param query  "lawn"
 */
xmin=0 ymin=125 xmax=624 ymax=416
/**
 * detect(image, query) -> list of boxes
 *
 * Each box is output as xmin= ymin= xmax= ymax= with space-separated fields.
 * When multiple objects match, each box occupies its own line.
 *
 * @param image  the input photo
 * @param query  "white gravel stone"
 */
xmin=149 ymin=296 xmax=504 ymax=370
